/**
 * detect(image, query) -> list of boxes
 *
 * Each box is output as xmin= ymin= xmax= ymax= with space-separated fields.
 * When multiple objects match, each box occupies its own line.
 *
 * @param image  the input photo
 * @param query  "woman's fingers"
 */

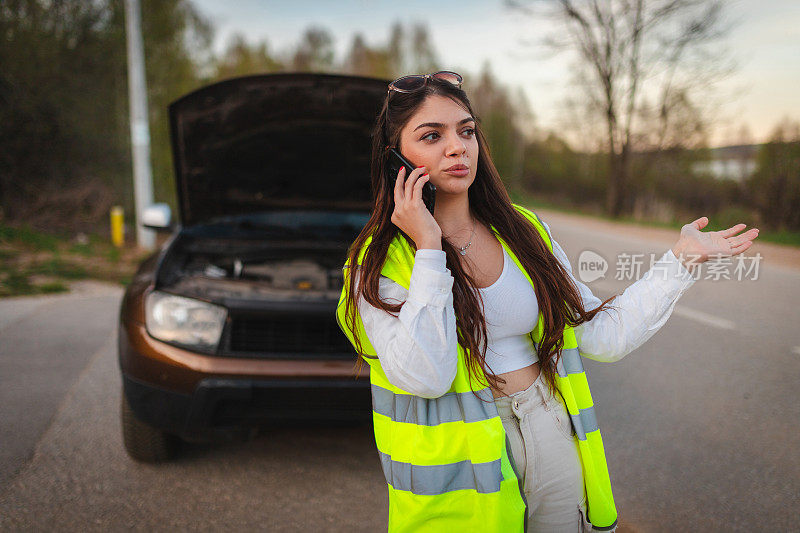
xmin=393 ymin=165 xmax=428 ymax=218
xmin=394 ymin=165 xmax=406 ymax=204
xmin=404 ymin=166 xmax=426 ymax=201
xmin=411 ymin=172 xmax=430 ymax=204
xmin=729 ymin=240 xmax=753 ymax=256
xmin=719 ymin=223 xmax=747 ymax=238
xmin=728 ymin=228 xmax=760 ymax=248
xmin=689 ymin=216 xmax=709 ymax=230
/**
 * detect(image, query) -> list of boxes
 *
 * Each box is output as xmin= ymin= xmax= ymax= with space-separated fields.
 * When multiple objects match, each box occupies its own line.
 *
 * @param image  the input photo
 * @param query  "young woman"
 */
xmin=336 ymin=71 xmax=759 ymax=533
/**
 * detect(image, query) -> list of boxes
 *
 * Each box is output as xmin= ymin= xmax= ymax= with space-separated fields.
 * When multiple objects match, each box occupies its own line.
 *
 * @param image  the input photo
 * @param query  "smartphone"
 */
xmin=386 ymin=148 xmax=436 ymax=215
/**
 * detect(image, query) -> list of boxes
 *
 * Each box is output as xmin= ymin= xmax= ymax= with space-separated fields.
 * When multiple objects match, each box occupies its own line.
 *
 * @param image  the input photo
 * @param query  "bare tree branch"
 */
xmin=507 ymin=0 xmax=736 ymax=216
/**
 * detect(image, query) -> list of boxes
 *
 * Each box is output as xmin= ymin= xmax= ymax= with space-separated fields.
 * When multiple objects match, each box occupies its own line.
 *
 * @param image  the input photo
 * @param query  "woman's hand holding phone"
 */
xmin=391 ymin=166 xmax=442 ymax=251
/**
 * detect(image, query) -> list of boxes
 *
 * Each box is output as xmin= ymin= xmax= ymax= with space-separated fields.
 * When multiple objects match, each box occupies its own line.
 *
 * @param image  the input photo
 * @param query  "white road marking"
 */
xmin=792 ymin=346 xmax=800 ymax=356
xmin=673 ymin=305 xmax=736 ymax=330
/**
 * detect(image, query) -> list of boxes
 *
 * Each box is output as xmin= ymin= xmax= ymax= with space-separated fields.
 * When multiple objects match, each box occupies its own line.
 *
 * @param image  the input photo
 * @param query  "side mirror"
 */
xmin=142 ymin=203 xmax=173 ymax=232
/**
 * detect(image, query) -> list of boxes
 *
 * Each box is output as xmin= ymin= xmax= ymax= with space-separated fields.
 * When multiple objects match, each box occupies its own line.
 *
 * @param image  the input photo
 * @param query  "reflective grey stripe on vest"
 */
xmin=569 ymin=406 xmax=599 ymax=441
xmin=371 ymin=384 xmax=497 ymax=425
xmin=555 ymin=348 xmax=585 ymax=377
xmin=379 ymin=451 xmax=503 ymax=495
xmin=553 ymin=348 xmax=600 ymax=440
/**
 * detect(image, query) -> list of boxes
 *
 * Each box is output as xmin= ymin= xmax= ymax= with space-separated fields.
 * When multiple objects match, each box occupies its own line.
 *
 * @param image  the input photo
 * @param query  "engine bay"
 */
xmin=159 ymin=238 xmax=348 ymax=302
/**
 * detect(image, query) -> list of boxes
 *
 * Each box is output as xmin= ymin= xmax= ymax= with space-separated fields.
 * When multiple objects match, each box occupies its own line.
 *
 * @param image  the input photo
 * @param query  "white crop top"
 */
xmin=477 ymin=245 xmax=540 ymax=374
xmin=353 ymin=219 xmax=697 ymax=399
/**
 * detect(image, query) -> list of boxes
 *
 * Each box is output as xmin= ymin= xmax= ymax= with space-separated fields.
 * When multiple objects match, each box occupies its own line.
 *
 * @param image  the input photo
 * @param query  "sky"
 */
xmin=192 ymin=0 xmax=800 ymax=147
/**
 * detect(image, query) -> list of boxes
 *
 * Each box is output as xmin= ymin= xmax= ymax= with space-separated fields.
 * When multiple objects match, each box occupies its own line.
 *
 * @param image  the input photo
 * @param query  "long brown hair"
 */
xmin=342 ymin=77 xmax=614 ymax=395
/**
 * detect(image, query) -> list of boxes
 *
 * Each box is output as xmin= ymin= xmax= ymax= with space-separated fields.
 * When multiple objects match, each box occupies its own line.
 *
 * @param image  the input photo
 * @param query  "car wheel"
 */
xmin=121 ymin=390 xmax=181 ymax=463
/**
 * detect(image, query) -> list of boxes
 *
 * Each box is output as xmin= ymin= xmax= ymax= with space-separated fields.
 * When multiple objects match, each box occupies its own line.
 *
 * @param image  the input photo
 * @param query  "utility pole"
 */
xmin=124 ymin=0 xmax=155 ymax=250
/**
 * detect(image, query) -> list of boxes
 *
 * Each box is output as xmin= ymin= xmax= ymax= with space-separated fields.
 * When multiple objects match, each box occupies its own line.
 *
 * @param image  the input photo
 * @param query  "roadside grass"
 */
xmin=0 ymin=223 xmax=152 ymax=297
xmin=754 ymin=230 xmax=800 ymax=247
xmin=0 ymin=224 xmax=60 ymax=252
xmin=510 ymin=191 xmax=800 ymax=247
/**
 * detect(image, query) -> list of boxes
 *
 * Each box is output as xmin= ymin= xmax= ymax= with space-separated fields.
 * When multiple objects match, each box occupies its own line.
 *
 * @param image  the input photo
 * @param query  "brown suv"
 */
xmin=117 ymin=73 xmax=383 ymax=463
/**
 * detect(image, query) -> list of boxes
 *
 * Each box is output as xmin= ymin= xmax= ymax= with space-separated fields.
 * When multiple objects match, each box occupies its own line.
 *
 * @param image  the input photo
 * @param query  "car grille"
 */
xmin=222 ymin=313 xmax=355 ymax=358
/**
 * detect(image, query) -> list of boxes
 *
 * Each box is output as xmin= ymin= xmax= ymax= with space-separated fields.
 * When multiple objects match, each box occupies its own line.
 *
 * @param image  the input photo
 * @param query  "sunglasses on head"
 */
xmin=387 ymin=71 xmax=463 ymax=94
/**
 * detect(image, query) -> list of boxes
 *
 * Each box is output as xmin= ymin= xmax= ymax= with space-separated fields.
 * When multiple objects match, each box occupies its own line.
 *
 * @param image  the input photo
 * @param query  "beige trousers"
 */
xmin=494 ymin=371 xmax=594 ymax=532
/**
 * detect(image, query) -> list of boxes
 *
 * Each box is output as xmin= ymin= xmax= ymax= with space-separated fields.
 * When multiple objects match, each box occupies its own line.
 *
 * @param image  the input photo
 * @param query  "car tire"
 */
xmin=121 ymin=390 xmax=181 ymax=463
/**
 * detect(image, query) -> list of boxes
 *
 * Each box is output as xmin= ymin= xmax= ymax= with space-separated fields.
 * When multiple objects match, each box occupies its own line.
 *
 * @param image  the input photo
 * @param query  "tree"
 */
xmin=342 ymin=31 xmax=397 ymax=77
xmin=341 ymin=22 xmax=440 ymax=79
xmin=507 ymin=0 xmax=735 ymax=217
xmin=138 ymin=0 xmax=214 ymax=212
xmin=0 ymin=0 xmax=128 ymax=228
xmin=748 ymin=119 xmax=800 ymax=231
xmin=291 ymin=26 xmax=335 ymax=73
xmin=409 ymin=23 xmax=439 ymax=73
xmin=343 ymin=33 xmax=371 ymax=75
xmin=387 ymin=22 xmax=405 ymax=74
xmin=214 ymin=33 xmax=284 ymax=79
xmin=468 ymin=63 xmax=533 ymax=187
xmin=0 ymin=0 xmax=213 ymax=230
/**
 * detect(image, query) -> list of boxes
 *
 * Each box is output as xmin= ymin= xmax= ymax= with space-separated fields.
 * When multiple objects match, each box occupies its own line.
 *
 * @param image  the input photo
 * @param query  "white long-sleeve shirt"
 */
xmin=354 ymin=221 xmax=696 ymax=398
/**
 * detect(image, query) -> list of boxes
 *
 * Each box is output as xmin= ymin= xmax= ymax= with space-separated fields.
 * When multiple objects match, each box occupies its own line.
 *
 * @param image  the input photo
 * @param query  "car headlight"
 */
xmin=144 ymin=290 xmax=227 ymax=351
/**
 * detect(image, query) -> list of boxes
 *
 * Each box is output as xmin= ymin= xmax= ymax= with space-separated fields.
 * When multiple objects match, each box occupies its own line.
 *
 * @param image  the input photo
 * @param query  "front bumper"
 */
xmin=118 ymin=319 xmax=371 ymax=441
xmin=122 ymin=373 xmax=372 ymax=441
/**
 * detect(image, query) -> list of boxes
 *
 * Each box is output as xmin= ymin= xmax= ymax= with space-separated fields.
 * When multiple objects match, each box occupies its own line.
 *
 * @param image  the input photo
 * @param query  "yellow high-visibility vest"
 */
xmin=336 ymin=203 xmax=618 ymax=532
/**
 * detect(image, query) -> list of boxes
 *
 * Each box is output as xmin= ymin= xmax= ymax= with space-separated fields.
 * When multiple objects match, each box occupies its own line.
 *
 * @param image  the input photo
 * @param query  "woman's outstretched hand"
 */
xmin=671 ymin=217 xmax=760 ymax=267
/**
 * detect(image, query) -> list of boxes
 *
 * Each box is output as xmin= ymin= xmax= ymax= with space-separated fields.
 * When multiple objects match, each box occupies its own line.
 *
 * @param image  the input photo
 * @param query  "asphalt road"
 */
xmin=1 ymin=215 xmax=798 ymax=532
xmin=545 ymin=212 xmax=800 ymax=532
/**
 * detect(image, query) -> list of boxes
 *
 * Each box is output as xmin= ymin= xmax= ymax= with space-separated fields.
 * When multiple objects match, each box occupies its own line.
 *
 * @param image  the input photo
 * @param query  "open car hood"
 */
xmin=168 ymin=73 xmax=387 ymax=226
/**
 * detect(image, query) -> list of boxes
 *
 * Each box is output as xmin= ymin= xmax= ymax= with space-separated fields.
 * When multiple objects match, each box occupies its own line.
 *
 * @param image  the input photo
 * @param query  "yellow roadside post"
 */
xmin=111 ymin=206 xmax=125 ymax=247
